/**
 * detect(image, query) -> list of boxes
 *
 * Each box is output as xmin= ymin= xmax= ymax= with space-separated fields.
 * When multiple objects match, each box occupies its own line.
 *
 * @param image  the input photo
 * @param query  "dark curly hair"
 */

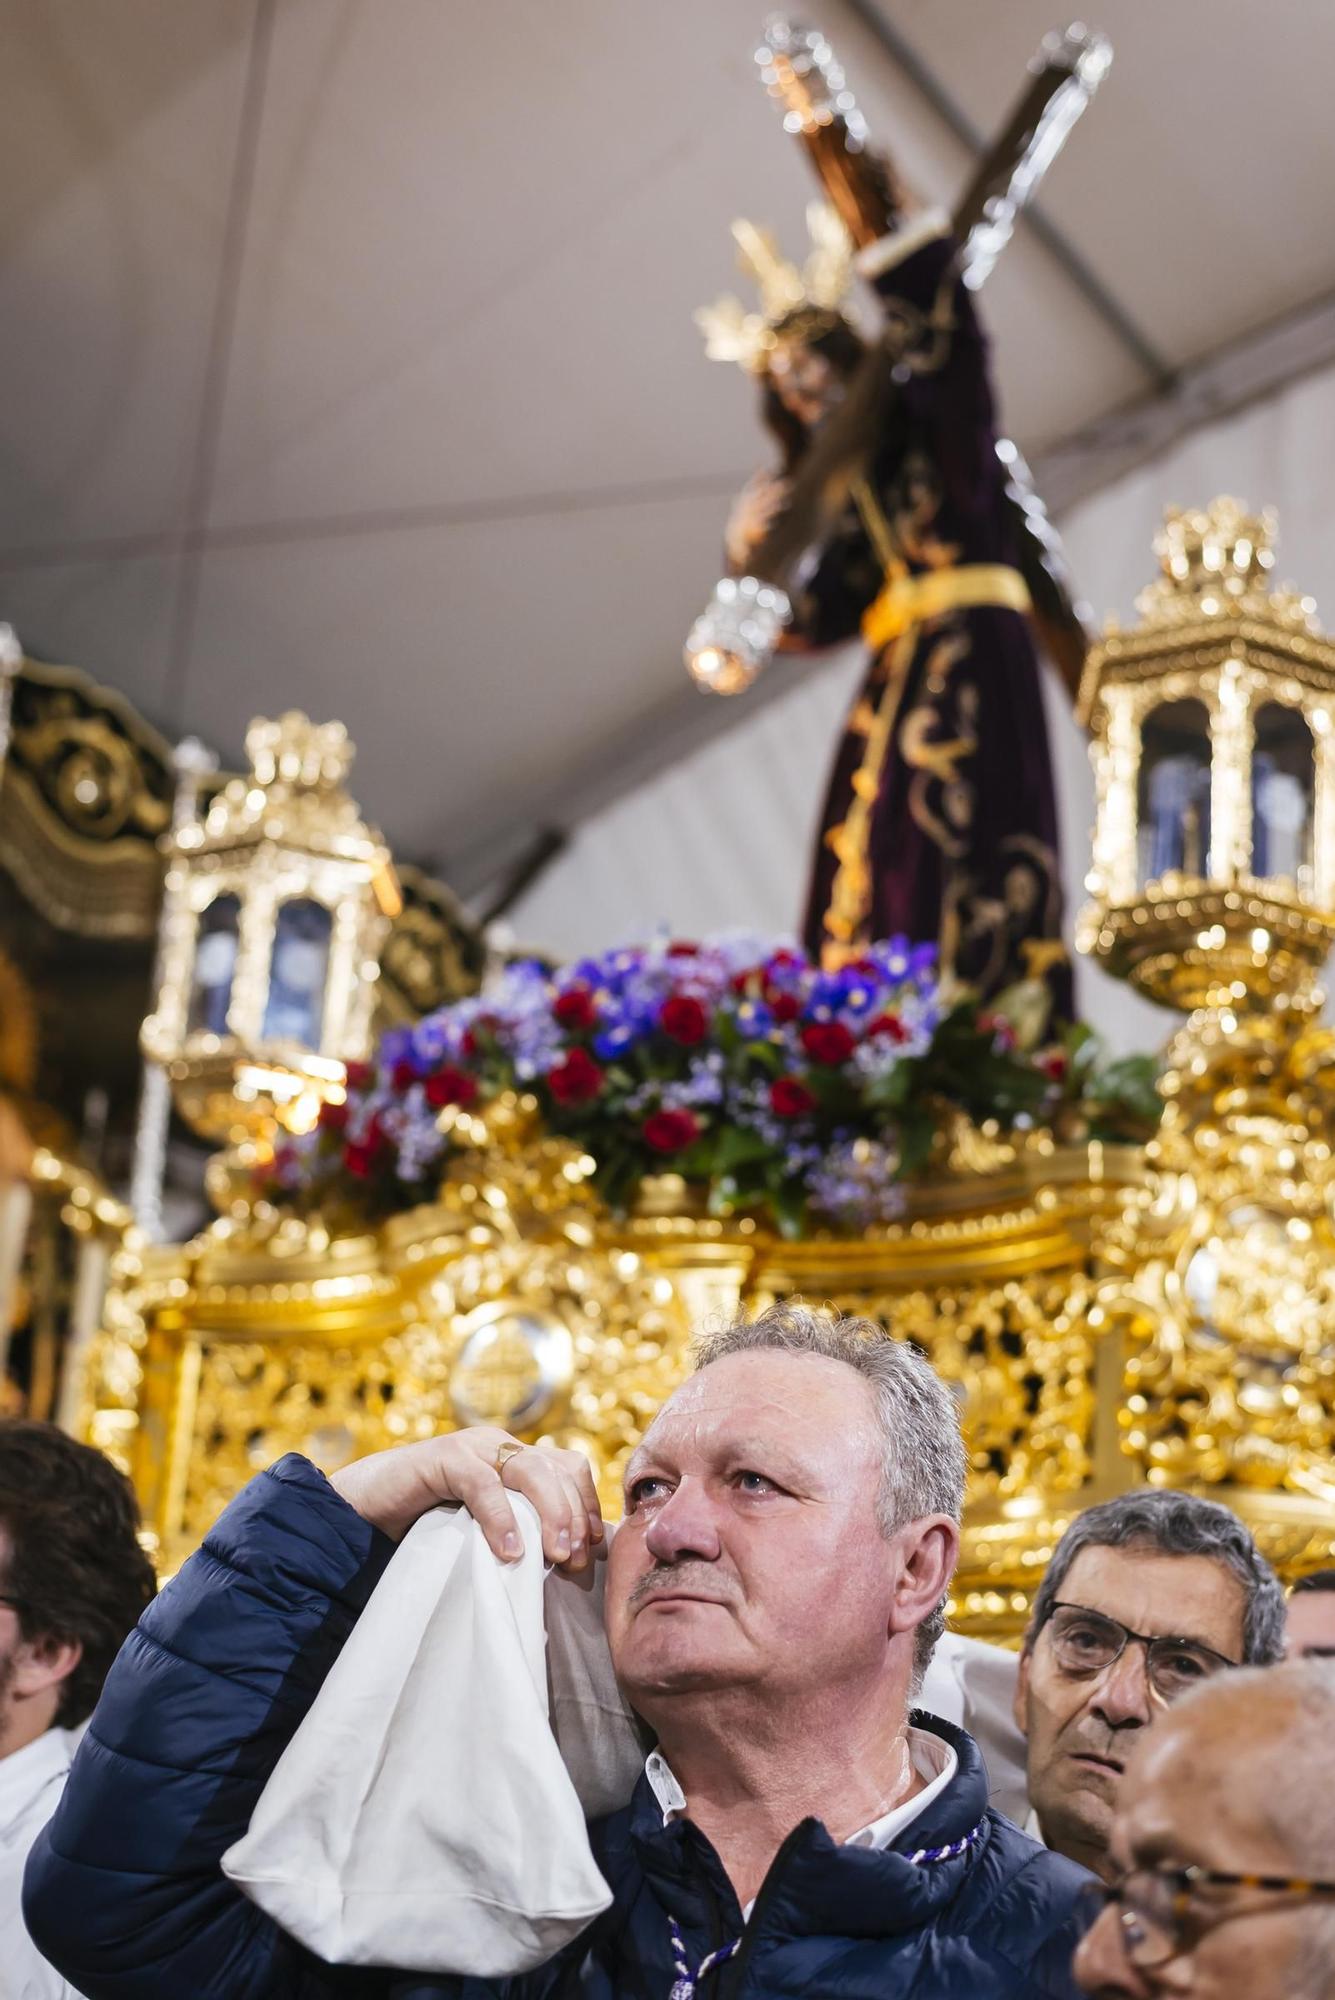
xmin=0 ymin=1421 xmax=156 ymax=1726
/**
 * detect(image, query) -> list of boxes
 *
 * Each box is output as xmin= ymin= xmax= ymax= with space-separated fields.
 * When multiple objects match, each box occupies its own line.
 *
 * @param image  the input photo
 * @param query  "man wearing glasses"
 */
xmin=1073 ymin=1659 xmax=1335 ymax=1997
xmin=1013 ymin=1492 xmax=1286 ymax=1880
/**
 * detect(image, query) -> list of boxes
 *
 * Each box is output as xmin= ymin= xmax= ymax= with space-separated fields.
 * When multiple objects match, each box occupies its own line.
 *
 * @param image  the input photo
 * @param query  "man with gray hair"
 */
xmin=1014 ymin=1490 xmax=1286 ymax=1883
xmin=28 ymin=1301 xmax=1089 ymax=1997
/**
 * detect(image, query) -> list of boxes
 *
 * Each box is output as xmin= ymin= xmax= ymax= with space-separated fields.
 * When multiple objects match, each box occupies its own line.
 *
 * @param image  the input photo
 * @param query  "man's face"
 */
xmin=1075 ymin=1693 xmax=1335 ymax=1998
xmin=1015 ymin=1546 xmax=1246 ymax=1878
xmin=605 ymin=1350 xmax=919 ymax=1711
xmin=768 ymin=341 xmax=840 ymax=427
xmin=1286 ymin=1591 xmax=1335 ymax=1660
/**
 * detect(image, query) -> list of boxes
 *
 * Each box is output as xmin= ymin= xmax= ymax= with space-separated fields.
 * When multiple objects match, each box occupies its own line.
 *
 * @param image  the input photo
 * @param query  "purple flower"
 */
xmin=410 ymin=1016 xmax=455 ymax=1070
xmin=731 ymin=997 xmax=775 ymax=1036
xmin=379 ymin=1025 xmax=414 ymax=1071
xmin=594 ymin=1021 xmax=638 ymax=1061
xmin=806 ymin=1135 xmax=906 ymax=1228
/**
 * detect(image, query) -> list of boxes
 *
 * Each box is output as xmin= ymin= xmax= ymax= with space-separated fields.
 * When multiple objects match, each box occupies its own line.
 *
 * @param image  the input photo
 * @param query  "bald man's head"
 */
xmin=1076 ymin=1662 xmax=1335 ymax=1998
xmin=1142 ymin=1661 xmax=1335 ymax=1870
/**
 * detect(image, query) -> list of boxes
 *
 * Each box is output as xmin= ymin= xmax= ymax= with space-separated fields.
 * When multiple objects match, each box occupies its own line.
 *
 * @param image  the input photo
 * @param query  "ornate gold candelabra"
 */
xmin=140 ymin=713 xmax=400 ymax=1159
xmin=1079 ymin=498 xmax=1335 ymax=1555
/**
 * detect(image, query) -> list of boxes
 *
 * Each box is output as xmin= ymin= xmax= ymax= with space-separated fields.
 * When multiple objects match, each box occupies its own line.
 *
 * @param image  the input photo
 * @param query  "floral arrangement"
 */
xmin=270 ymin=935 xmax=1161 ymax=1236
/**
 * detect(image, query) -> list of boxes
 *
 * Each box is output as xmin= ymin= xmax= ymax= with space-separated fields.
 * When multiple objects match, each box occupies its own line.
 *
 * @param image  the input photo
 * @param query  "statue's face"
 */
xmin=768 ymin=340 xmax=841 ymax=426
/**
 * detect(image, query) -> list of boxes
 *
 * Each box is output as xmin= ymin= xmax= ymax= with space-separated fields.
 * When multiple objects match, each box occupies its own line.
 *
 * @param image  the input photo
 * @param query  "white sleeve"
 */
xmin=854 ymin=207 xmax=952 ymax=282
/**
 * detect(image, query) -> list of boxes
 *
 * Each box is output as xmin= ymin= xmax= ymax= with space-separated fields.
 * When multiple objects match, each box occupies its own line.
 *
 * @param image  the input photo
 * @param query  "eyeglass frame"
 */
xmin=1078 ymin=1863 xmax=1335 ymax=1969
xmin=1037 ymin=1599 xmax=1242 ymax=1699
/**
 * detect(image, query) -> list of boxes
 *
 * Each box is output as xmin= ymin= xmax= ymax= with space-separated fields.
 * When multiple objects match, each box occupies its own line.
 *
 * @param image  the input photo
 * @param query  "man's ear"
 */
xmin=1013 ymin=1644 xmax=1032 ymax=1738
xmin=11 ymin=1630 xmax=82 ymax=1702
xmin=890 ymin=1515 xmax=959 ymax=1637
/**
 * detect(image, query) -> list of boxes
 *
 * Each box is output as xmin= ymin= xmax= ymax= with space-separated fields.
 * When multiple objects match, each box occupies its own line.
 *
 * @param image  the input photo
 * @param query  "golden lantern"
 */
xmin=140 ymin=713 xmax=400 ymax=1153
xmin=1078 ymin=496 xmax=1335 ymax=1012
xmin=1080 ymin=500 xmax=1335 ymax=1542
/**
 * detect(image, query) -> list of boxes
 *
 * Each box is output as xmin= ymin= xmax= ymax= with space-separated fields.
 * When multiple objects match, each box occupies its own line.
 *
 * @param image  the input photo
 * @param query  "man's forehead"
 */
xmin=1287 ymin=1591 xmax=1335 ymax=1644
xmin=1119 ymin=1690 xmax=1299 ymax=1869
xmin=1060 ymin=1542 xmax=1245 ymax=1641
xmin=629 ymin=1350 xmax=877 ymax=1465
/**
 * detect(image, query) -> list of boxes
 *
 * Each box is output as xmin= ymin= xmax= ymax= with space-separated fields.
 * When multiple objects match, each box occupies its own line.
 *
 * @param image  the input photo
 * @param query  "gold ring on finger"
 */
xmin=494 ymin=1439 xmax=525 ymax=1474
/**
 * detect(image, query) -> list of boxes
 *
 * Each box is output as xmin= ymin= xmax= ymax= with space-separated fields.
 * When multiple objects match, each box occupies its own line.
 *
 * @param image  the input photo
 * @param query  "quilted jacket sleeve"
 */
xmin=22 ymin=1455 xmax=403 ymax=2000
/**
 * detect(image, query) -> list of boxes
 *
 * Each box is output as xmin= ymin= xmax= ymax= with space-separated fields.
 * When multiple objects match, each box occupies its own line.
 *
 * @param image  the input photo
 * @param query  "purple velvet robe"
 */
xmin=795 ymin=229 xmax=1071 ymax=1015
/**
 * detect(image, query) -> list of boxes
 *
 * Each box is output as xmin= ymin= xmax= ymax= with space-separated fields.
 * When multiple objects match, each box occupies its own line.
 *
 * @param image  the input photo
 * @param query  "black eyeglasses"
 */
xmin=1077 ymin=1864 xmax=1335 ymax=1969
xmin=1041 ymin=1601 xmax=1240 ymax=1702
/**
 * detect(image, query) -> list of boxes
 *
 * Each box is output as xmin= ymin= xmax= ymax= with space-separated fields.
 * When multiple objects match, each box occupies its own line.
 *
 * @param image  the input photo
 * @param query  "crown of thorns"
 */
xmin=694 ymin=202 xmax=855 ymax=373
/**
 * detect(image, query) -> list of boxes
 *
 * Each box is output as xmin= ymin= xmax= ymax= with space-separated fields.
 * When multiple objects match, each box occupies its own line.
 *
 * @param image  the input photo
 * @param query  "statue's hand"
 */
xmin=329 ymin=1427 xmax=605 ymax=1569
xmin=725 ymin=469 xmax=790 ymax=570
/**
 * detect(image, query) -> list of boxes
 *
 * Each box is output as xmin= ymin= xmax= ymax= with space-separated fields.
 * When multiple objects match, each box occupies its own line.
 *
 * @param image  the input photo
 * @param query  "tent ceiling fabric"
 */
xmin=2 ymin=0 xmax=1333 ymax=896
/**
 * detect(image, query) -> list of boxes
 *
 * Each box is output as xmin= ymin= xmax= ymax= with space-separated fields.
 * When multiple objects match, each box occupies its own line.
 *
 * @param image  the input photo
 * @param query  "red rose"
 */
xmin=547 ymin=1048 xmax=604 ymax=1105
xmin=801 ymin=1020 xmax=855 ymax=1066
xmin=659 ymin=995 xmax=709 ymax=1046
xmin=391 ymin=1060 xmax=416 ymax=1092
xmin=553 ymin=986 xmax=597 ymax=1030
xmin=770 ymin=1077 xmax=817 ymax=1118
xmin=343 ymin=1143 xmax=376 ymax=1178
xmin=770 ymin=990 xmax=800 ymax=1023
xmin=425 ymin=1065 xmax=479 ymax=1108
xmin=666 ymin=940 xmax=700 ymax=957
xmin=867 ymin=1012 xmax=910 ymax=1044
xmin=343 ymin=1059 xmax=373 ymax=1091
xmin=460 ymin=1027 xmax=479 ymax=1058
xmin=642 ymin=1108 xmax=701 ymax=1153
xmin=1037 ymin=1050 xmax=1068 ymax=1082
xmin=319 ymin=1097 xmax=349 ymax=1132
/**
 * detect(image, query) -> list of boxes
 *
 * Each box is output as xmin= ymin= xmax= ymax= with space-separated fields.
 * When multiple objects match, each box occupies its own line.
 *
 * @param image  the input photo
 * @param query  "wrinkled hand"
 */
xmin=724 ymin=468 xmax=789 ymax=570
xmin=329 ymin=1426 xmax=605 ymax=1569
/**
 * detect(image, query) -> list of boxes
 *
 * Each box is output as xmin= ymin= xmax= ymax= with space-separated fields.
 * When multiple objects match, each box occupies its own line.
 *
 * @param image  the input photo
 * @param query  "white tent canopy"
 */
xmin=4 ymin=0 xmax=1335 ymax=1035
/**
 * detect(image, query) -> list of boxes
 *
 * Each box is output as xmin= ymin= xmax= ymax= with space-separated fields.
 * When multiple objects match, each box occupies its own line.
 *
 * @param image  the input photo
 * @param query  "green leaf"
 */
xmin=865 ymin=1059 xmax=915 ymax=1110
xmin=766 ymin=1176 xmax=809 ymax=1239
xmin=713 ymin=1125 xmax=775 ymax=1172
xmin=898 ymin=1113 xmax=936 ymax=1178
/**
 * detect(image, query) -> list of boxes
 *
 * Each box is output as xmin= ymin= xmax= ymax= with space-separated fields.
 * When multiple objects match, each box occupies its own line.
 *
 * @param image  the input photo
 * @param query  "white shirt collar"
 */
xmin=0 ymin=1727 xmax=80 ymax=1841
xmin=645 ymin=1724 xmax=959 ymax=1855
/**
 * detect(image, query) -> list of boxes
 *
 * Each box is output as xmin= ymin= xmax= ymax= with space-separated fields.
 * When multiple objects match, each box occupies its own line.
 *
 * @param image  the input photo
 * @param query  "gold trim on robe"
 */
xmin=820 ymin=562 xmax=1033 ymax=966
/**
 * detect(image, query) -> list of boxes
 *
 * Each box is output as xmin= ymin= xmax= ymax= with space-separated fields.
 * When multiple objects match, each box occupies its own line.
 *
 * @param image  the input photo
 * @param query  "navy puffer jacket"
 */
xmin=25 ymin=1455 xmax=1088 ymax=1998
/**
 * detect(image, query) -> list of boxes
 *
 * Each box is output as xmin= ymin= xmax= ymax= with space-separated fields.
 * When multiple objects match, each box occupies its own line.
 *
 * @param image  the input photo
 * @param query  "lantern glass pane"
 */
xmin=1137 ymin=698 xmax=1213 ymax=888
xmin=263 ymin=897 xmax=333 ymax=1048
xmin=187 ymin=892 xmax=241 ymax=1036
xmin=1252 ymin=702 xmax=1314 ymax=892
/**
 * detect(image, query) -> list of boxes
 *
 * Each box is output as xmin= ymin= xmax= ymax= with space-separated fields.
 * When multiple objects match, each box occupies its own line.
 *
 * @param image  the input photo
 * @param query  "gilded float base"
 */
xmin=77 ymin=1128 xmax=1335 ymax=1628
